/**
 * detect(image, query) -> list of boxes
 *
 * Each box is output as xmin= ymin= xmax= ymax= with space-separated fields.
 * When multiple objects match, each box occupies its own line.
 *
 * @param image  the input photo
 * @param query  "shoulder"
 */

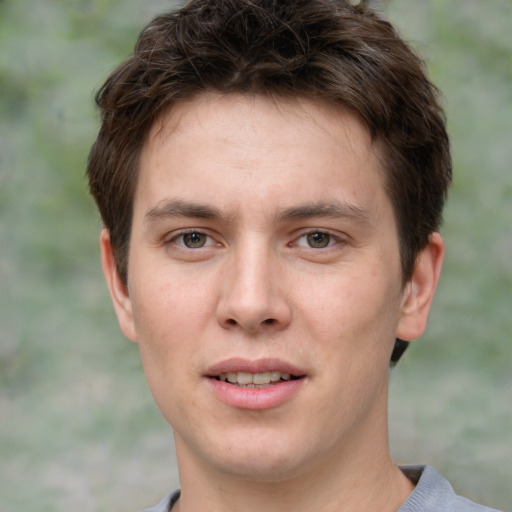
xmin=399 ymin=465 xmax=502 ymax=512
xmin=137 ymin=469 xmax=502 ymax=512
xmin=138 ymin=490 xmax=180 ymax=512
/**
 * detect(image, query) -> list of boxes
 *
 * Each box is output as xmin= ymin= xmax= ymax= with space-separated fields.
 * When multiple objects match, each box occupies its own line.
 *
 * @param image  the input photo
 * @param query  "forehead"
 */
xmin=136 ymin=93 xmax=388 ymax=219
xmin=145 ymin=93 xmax=377 ymax=161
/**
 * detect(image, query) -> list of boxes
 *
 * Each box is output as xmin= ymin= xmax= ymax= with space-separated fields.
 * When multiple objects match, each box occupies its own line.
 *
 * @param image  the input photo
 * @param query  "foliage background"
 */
xmin=0 ymin=0 xmax=510 ymax=510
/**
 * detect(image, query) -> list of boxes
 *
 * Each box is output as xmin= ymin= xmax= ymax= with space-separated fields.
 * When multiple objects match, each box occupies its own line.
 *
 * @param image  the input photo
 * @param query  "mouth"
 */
xmin=213 ymin=371 xmax=301 ymax=388
xmin=206 ymin=359 xmax=306 ymax=409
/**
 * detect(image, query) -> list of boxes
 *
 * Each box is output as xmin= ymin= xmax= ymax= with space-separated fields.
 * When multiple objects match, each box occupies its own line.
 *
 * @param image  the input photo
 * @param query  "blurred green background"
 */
xmin=0 ymin=0 xmax=510 ymax=511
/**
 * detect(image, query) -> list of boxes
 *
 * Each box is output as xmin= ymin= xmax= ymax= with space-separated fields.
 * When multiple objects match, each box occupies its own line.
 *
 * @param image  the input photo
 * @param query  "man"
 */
xmin=87 ymin=1 xmax=500 ymax=511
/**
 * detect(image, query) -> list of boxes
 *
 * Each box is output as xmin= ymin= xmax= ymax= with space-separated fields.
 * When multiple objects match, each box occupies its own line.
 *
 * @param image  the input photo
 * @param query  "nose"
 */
xmin=216 ymin=243 xmax=292 ymax=334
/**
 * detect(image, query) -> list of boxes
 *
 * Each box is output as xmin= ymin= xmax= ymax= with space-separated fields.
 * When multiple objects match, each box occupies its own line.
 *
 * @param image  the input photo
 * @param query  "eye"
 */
xmin=306 ymin=232 xmax=332 ymax=248
xmin=169 ymin=230 xmax=216 ymax=249
xmin=296 ymin=231 xmax=336 ymax=249
xmin=182 ymin=232 xmax=208 ymax=248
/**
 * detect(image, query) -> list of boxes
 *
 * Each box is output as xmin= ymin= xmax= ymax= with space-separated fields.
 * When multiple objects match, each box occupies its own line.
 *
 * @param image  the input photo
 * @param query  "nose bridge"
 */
xmin=216 ymin=236 xmax=290 ymax=332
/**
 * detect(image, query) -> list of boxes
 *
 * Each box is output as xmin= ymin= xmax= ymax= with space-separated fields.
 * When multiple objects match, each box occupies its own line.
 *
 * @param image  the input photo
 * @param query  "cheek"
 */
xmin=131 ymin=264 xmax=214 ymax=334
xmin=298 ymin=270 xmax=402 ymax=360
xmin=130 ymin=279 xmax=208 ymax=424
xmin=129 ymin=271 xmax=214 ymax=380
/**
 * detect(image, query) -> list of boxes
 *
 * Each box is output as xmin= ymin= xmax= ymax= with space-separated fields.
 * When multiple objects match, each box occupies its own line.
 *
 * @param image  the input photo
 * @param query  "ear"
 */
xmin=396 ymin=232 xmax=445 ymax=341
xmin=100 ymin=229 xmax=138 ymax=342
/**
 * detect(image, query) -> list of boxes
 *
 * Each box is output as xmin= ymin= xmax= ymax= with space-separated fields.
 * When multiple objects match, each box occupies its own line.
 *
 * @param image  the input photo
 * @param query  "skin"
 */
xmin=101 ymin=93 xmax=444 ymax=512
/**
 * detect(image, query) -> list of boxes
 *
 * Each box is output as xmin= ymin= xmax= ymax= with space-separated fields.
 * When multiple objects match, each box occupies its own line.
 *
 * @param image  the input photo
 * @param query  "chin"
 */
xmin=212 ymin=451 xmax=307 ymax=483
xmin=177 ymin=425 xmax=316 ymax=483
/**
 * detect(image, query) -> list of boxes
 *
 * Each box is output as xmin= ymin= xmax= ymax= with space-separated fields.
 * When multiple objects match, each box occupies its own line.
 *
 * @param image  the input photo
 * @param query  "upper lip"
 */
xmin=205 ymin=358 xmax=306 ymax=377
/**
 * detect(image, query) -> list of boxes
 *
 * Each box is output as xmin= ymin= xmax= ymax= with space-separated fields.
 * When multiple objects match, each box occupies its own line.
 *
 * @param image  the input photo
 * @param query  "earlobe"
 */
xmin=396 ymin=233 xmax=445 ymax=342
xmin=100 ymin=229 xmax=138 ymax=342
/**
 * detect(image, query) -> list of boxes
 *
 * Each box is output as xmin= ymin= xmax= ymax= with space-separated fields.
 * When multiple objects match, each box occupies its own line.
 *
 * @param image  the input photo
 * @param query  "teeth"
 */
xmin=237 ymin=372 xmax=253 ymax=385
xmin=218 ymin=371 xmax=294 ymax=386
xmin=253 ymin=372 xmax=270 ymax=385
xmin=269 ymin=371 xmax=281 ymax=382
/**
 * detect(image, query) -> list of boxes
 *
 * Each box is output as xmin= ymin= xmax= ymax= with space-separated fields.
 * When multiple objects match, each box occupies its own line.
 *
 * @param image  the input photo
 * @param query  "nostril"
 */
xmin=227 ymin=319 xmax=237 ymax=326
xmin=263 ymin=318 xmax=276 ymax=325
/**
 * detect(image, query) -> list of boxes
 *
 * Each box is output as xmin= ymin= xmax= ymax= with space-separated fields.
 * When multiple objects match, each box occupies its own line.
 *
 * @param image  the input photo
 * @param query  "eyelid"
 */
xmin=166 ymin=228 xmax=219 ymax=248
xmin=292 ymin=228 xmax=346 ymax=248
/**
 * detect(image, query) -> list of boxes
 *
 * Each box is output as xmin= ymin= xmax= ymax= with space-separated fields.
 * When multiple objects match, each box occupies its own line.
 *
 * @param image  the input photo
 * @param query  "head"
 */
xmin=88 ymin=0 xmax=451 ymax=362
xmin=88 ymin=0 xmax=450 ymax=483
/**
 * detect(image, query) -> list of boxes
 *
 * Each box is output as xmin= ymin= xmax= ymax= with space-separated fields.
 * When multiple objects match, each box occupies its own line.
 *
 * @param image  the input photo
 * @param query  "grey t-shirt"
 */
xmin=398 ymin=466 xmax=501 ymax=512
xmin=139 ymin=465 xmax=501 ymax=512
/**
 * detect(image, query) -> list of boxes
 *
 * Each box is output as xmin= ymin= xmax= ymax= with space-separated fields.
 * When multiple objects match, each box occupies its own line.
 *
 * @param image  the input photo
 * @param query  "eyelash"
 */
xmin=294 ymin=230 xmax=341 ymax=249
xmin=164 ymin=228 xmax=346 ymax=252
xmin=166 ymin=229 xmax=217 ymax=249
xmin=296 ymin=230 xmax=340 ymax=249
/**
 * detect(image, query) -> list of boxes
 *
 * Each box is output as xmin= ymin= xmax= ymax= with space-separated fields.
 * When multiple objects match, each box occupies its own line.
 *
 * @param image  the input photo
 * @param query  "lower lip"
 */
xmin=206 ymin=378 xmax=304 ymax=410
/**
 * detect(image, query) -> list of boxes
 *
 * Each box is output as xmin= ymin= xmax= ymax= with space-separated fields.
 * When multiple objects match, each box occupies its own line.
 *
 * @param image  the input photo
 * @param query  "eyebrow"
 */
xmin=144 ymin=198 xmax=371 ymax=227
xmin=144 ymin=199 xmax=229 ymax=225
xmin=275 ymin=200 xmax=372 ymax=225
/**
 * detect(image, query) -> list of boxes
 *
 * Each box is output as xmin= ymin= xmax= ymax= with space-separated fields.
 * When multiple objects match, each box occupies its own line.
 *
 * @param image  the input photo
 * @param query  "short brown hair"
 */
xmin=88 ymin=0 xmax=451 ymax=289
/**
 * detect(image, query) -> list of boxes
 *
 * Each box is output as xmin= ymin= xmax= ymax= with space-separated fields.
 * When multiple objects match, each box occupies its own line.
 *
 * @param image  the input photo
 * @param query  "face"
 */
xmin=102 ymin=93 xmax=443 ymax=483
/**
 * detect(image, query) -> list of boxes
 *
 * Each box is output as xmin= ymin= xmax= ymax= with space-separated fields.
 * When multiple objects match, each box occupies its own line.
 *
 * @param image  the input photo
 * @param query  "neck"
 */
xmin=173 ymin=403 xmax=414 ymax=512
